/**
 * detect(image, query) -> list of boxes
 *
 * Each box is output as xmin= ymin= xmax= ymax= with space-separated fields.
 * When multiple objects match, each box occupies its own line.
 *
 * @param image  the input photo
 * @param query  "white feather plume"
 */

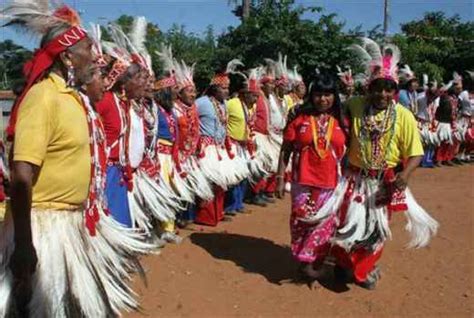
xmin=89 ymin=22 xmax=103 ymax=56
xmin=0 ymin=0 xmax=69 ymax=35
xmin=225 ymin=59 xmax=244 ymax=74
xmin=130 ymin=16 xmax=147 ymax=54
xmin=155 ymin=44 xmax=175 ymax=74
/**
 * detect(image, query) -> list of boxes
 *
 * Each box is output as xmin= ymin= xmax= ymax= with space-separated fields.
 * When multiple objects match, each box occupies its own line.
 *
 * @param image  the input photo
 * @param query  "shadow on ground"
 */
xmin=190 ymin=232 xmax=296 ymax=285
xmin=190 ymin=232 xmax=351 ymax=293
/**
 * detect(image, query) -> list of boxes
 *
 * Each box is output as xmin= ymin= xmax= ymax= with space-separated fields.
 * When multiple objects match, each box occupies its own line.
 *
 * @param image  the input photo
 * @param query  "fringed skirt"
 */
xmin=128 ymin=169 xmax=179 ymax=233
xmin=333 ymin=169 xmax=439 ymax=253
xmin=181 ymin=156 xmax=215 ymax=202
xmin=0 ymin=208 xmax=155 ymax=317
xmin=197 ymin=138 xmax=247 ymax=190
xmin=248 ymin=132 xmax=274 ymax=182
xmin=419 ymin=122 xmax=439 ymax=147
xmin=157 ymin=149 xmax=195 ymax=204
xmin=290 ymin=180 xmax=347 ymax=263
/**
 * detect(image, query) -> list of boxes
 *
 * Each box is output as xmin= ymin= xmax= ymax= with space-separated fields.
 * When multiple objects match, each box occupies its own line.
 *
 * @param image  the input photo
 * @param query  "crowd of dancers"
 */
xmin=0 ymin=1 xmax=472 ymax=317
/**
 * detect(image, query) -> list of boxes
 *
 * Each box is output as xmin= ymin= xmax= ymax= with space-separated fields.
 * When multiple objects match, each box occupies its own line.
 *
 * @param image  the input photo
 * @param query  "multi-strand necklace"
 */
xmin=359 ymin=101 xmax=397 ymax=174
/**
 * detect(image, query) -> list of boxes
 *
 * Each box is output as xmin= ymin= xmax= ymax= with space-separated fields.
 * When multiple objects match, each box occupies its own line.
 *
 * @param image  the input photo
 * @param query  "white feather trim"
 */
xmin=404 ymin=188 xmax=439 ymax=248
xmin=0 ymin=209 xmax=156 ymax=317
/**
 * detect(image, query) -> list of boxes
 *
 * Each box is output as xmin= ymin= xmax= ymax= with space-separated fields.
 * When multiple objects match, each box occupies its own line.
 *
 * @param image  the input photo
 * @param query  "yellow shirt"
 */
xmin=14 ymin=73 xmax=91 ymax=209
xmin=226 ymin=97 xmax=254 ymax=141
xmin=284 ymin=94 xmax=295 ymax=110
xmin=347 ymin=96 xmax=424 ymax=169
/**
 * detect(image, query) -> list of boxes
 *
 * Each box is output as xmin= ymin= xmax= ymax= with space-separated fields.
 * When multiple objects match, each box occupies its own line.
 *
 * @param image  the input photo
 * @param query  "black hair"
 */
xmin=368 ymin=77 xmax=399 ymax=93
xmin=206 ymin=84 xmax=222 ymax=98
xmin=297 ymin=72 xmax=346 ymax=132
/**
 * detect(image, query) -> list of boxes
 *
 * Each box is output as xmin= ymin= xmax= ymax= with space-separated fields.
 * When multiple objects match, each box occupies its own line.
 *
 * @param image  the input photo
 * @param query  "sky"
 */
xmin=0 ymin=0 xmax=473 ymax=49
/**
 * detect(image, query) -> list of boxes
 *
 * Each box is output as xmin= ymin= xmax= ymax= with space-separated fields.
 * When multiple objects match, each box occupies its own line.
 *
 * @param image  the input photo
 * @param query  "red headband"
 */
xmin=248 ymin=79 xmax=260 ymax=94
xmin=211 ymin=73 xmax=230 ymax=88
xmin=155 ymin=76 xmax=177 ymax=90
xmin=275 ymin=76 xmax=289 ymax=87
xmin=7 ymin=25 xmax=87 ymax=140
xmin=260 ymin=75 xmax=274 ymax=85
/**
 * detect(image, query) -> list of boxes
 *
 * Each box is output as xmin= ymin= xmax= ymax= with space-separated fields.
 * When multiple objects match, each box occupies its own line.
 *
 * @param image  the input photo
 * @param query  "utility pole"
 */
xmin=242 ymin=0 xmax=250 ymax=21
xmin=383 ymin=0 xmax=390 ymax=42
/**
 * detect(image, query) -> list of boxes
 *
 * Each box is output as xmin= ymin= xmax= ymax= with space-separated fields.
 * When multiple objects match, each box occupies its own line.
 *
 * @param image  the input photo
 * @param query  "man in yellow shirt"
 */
xmin=332 ymin=57 xmax=438 ymax=290
xmin=225 ymin=78 xmax=259 ymax=213
xmin=0 ymin=4 xmax=151 ymax=316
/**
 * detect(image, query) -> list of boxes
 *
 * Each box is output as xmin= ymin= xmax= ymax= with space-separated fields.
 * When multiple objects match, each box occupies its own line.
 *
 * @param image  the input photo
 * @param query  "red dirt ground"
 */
xmin=127 ymin=165 xmax=473 ymax=318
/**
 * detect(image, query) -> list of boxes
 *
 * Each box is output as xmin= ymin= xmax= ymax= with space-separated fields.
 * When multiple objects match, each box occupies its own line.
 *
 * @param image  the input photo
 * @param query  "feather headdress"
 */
xmin=154 ymin=44 xmax=177 ymax=90
xmin=174 ymin=59 xmax=195 ymax=90
xmin=336 ymin=65 xmax=354 ymax=87
xmin=88 ymin=23 xmax=109 ymax=67
xmin=210 ymin=59 xmax=244 ymax=87
xmin=129 ymin=16 xmax=153 ymax=74
xmin=288 ymin=66 xmax=303 ymax=88
xmin=274 ymin=53 xmax=290 ymax=87
xmin=466 ymin=70 xmax=474 ymax=81
xmin=452 ymin=71 xmax=463 ymax=84
xmin=261 ymin=57 xmax=277 ymax=84
xmin=102 ymin=23 xmax=134 ymax=90
xmin=422 ymin=74 xmax=438 ymax=91
xmin=1 ymin=0 xmax=88 ymax=140
xmin=1 ymin=0 xmax=81 ymax=35
xmin=348 ymin=37 xmax=401 ymax=84
xmin=398 ymin=64 xmax=416 ymax=84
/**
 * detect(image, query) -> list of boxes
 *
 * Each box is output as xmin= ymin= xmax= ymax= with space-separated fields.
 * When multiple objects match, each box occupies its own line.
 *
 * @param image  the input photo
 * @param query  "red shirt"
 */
xmin=284 ymin=114 xmax=346 ymax=189
xmin=254 ymin=94 xmax=269 ymax=135
xmin=95 ymin=91 xmax=128 ymax=161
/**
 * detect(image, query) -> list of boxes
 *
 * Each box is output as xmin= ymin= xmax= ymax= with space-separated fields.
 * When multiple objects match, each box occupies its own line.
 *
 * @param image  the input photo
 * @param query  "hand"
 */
xmin=275 ymin=176 xmax=286 ymax=199
xmin=9 ymin=242 xmax=38 ymax=311
xmin=375 ymin=185 xmax=391 ymax=206
xmin=394 ymin=172 xmax=409 ymax=191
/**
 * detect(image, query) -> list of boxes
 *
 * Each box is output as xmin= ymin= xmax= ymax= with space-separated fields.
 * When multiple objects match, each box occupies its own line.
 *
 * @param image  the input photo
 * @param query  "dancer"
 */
xmin=225 ymin=68 xmax=261 ymax=214
xmin=416 ymin=75 xmax=439 ymax=167
xmin=332 ymin=38 xmax=439 ymax=290
xmin=276 ymin=73 xmax=347 ymax=287
xmin=0 ymin=3 xmax=152 ymax=316
xmin=435 ymin=73 xmax=463 ymax=166
xmin=398 ymin=64 xmax=420 ymax=114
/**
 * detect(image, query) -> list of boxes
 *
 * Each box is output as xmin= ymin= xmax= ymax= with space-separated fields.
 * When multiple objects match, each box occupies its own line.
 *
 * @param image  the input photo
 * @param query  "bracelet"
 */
xmin=276 ymin=175 xmax=284 ymax=180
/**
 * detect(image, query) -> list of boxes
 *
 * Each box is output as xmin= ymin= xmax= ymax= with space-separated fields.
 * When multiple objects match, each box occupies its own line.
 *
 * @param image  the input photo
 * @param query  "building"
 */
xmin=0 ymin=90 xmax=14 ymax=142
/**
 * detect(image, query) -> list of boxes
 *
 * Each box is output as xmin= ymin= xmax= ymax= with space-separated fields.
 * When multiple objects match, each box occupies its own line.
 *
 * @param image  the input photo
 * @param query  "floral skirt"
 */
xmin=290 ymin=183 xmax=339 ymax=263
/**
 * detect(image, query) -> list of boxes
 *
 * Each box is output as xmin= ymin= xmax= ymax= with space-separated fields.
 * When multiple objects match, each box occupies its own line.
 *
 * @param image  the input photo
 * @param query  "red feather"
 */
xmin=52 ymin=5 xmax=81 ymax=26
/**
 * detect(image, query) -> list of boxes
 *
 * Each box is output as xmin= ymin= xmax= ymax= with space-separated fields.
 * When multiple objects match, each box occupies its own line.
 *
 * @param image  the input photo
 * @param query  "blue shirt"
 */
xmin=399 ymin=89 xmax=418 ymax=109
xmin=157 ymin=107 xmax=176 ymax=142
xmin=196 ymin=96 xmax=227 ymax=143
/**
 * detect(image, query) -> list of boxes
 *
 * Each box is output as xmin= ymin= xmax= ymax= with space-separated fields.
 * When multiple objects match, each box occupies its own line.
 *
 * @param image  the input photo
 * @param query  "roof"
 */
xmin=0 ymin=91 xmax=14 ymax=100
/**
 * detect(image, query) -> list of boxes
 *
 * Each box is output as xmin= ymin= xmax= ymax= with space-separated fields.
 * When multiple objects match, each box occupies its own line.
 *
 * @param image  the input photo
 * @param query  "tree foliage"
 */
xmin=0 ymin=40 xmax=32 ymax=90
xmin=0 ymin=3 xmax=472 ymax=92
xmin=392 ymin=12 xmax=474 ymax=83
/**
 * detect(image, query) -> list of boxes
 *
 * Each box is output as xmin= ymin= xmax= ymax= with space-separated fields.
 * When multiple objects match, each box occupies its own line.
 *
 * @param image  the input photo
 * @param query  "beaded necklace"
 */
xmin=210 ymin=96 xmax=227 ymax=127
xmin=310 ymin=113 xmax=335 ymax=159
xmin=175 ymin=100 xmax=200 ymax=158
xmin=79 ymin=93 xmax=108 ymax=236
xmin=359 ymin=101 xmax=397 ymax=176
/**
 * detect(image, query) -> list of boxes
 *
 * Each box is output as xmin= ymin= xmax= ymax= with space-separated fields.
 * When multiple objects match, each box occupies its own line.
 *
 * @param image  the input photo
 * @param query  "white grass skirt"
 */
xmin=0 ymin=208 xmax=155 ymax=317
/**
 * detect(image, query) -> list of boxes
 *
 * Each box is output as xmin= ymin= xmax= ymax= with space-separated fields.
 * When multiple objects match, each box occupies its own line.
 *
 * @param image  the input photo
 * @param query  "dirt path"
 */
xmin=127 ymin=165 xmax=473 ymax=317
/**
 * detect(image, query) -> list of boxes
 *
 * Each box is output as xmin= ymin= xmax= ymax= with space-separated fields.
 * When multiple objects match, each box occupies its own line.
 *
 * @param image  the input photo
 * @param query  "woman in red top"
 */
xmin=276 ymin=73 xmax=347 ymax=286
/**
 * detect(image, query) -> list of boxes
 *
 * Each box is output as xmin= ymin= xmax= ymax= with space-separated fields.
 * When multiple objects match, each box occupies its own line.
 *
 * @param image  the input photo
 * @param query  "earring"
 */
xmin=66 ymin=61 xmax=76 ymax=87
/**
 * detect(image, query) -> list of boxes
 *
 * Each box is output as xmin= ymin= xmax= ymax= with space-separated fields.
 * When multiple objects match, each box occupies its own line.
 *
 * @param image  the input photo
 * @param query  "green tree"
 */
xmin=0 ymin=40 xmax=32 ymax=90
xmin=216 ymin=0 xmax=354 ymax=81
xmin=392 ymin=12 xmax=474 ymax=83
